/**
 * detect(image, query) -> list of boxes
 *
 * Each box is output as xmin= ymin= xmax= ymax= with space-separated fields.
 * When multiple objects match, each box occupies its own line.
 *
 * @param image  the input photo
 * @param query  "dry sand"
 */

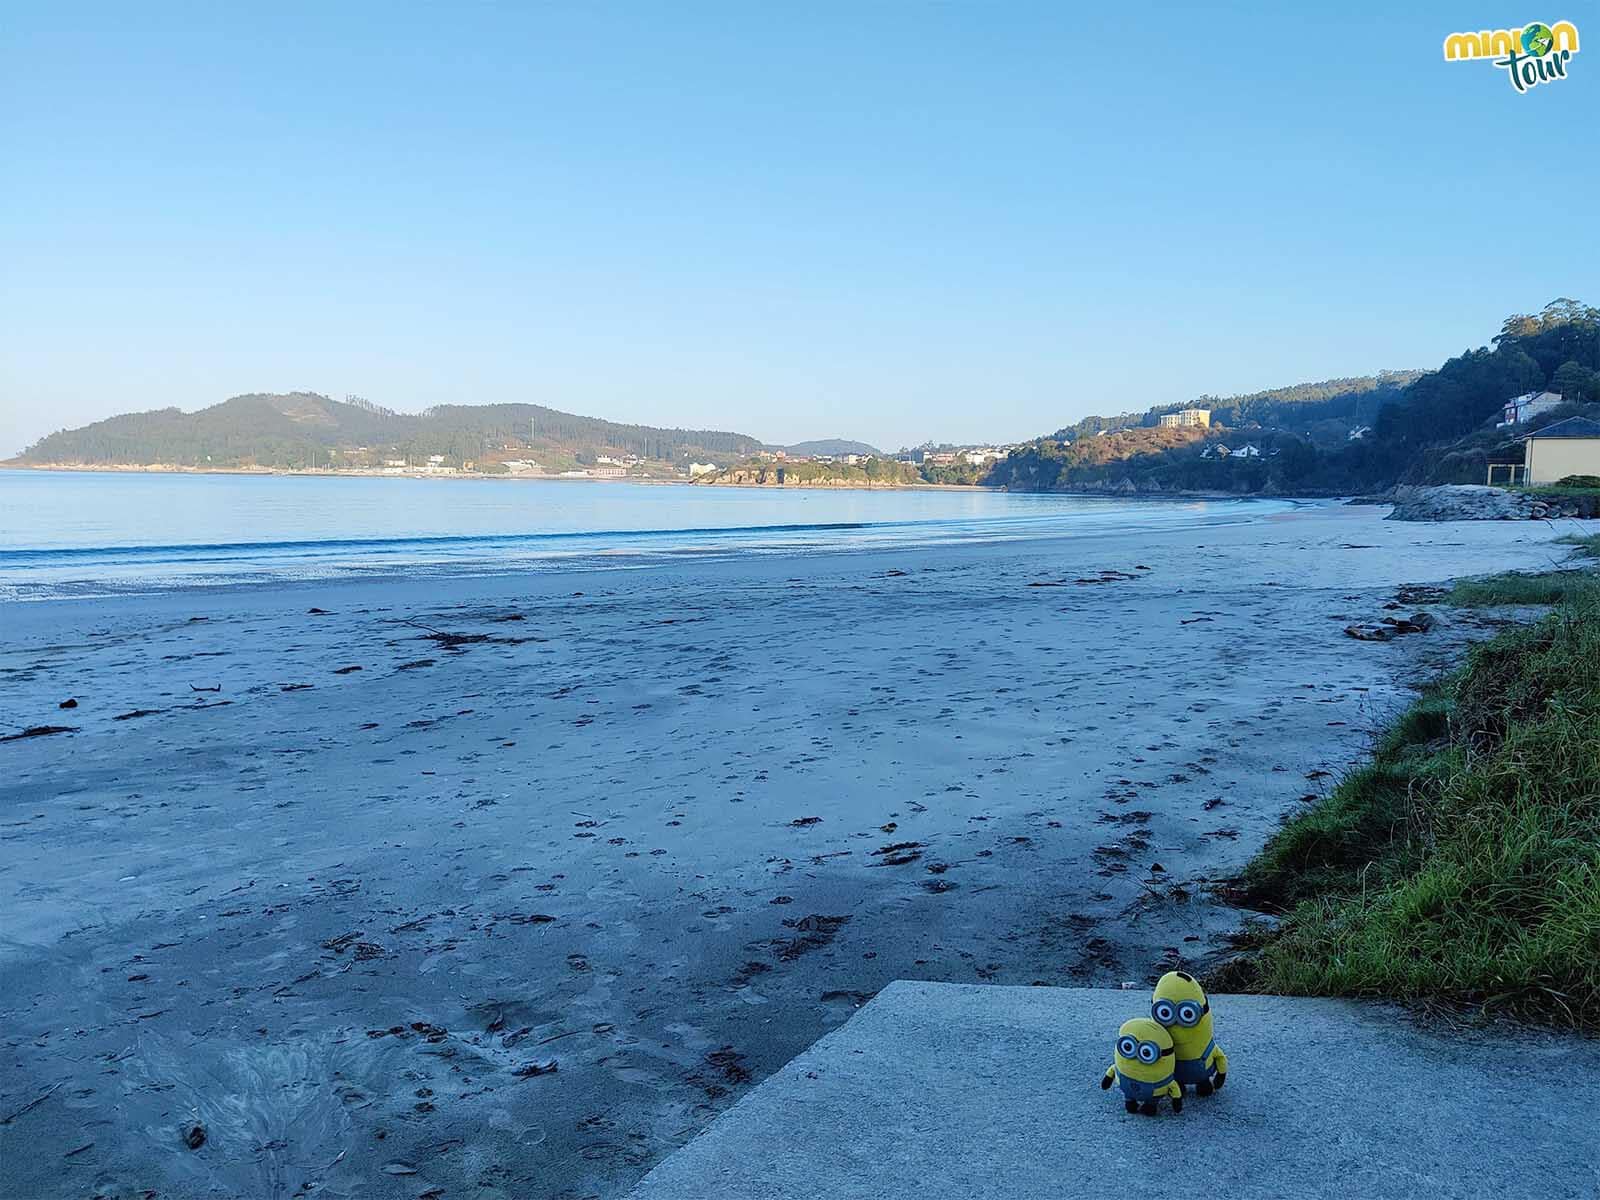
xmin=0 ymin=503 xmax=1581 ymax=1199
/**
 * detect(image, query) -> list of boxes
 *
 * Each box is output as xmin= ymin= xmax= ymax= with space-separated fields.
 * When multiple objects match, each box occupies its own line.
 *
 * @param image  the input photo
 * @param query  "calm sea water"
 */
xmin=0 ymin=470 xmax=1297 ymax=600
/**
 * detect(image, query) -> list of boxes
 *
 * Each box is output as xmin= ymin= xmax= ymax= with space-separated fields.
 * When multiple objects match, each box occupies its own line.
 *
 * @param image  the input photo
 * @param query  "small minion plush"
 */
xmin=1149 ymin=970 xmax=1229 ymax=1096
xmin=1100 ymin=1017 xmax=1183 ymax=1115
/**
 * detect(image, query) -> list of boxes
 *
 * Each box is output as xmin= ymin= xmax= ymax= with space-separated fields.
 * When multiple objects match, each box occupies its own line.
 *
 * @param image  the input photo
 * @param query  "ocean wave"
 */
xmin=0 ymin=491 xmax=1302 ymax=601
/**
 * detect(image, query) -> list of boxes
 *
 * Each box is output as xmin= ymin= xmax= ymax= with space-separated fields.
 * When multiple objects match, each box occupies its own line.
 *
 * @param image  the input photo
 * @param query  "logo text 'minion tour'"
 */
xmin=1443 ymin=20 xmax=1580 ymax=93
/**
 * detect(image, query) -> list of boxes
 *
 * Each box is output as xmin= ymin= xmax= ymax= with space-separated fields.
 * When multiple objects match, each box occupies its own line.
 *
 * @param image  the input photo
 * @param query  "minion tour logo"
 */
xmin=1443 ymin=20 xmax=1580 ymax=92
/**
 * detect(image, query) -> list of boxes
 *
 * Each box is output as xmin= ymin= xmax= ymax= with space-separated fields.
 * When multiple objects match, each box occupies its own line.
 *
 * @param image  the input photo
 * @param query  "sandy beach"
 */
xmin=0 ymin=503 xmax=1583 ymax=1200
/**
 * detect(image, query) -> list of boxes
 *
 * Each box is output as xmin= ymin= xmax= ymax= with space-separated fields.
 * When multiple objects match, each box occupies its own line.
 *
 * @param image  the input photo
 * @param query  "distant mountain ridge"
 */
xmin=13 ymin=393 xmax=765 ymax=470
xmin=777 ymin=438 xmax=881 ymax=457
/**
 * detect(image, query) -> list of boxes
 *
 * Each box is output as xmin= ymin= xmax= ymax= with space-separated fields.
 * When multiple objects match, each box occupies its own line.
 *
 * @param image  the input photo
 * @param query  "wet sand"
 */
xmin=0 ymin=504 xmax=1580 ymax=1199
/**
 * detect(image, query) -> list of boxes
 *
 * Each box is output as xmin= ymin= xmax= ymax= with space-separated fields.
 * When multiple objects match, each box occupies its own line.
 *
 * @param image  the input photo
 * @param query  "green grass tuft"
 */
xmin=1519 ymin=481 xmax=1600 ymax=498
xmin=1446 ymin=571 xmax=1597 ymax=607
xmin=1238 ymin=586 xmax=1600 ymax=1029
xmin=1558 ymin=531 xmax=1600 ymax=559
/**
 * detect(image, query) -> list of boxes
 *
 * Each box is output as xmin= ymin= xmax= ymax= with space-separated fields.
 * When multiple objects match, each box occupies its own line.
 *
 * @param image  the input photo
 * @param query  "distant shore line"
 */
xmin=0 ymin=462 xmax=995 ymax=493
xmin=0 ymin=462 xmax=1372 ymax=503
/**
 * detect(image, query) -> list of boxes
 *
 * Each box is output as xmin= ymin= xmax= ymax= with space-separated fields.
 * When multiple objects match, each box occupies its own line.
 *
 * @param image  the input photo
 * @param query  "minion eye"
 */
xmin=1117 ymin=1036 xmax=1137 ymax=1058
xmin=1138 ymin=1042 xmax=1159 ymax=1064
xmin=1153 ymin=1001 xmax=1174 ymax=1024
xmin=1178 ymin=1003 xmax=1199 ymax=1024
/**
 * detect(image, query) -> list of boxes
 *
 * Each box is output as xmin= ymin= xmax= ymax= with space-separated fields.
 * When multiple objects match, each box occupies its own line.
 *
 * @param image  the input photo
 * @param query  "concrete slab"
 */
xmin=627 ymin=982 xmax=1600 ymax=1200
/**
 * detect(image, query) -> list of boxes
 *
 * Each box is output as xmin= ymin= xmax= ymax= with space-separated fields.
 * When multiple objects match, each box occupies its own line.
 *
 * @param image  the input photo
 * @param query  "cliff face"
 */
xmin=705 ymin=466 xmax=911 ymax=488
xmin=699 ymin=460 xmax=926 ymax=487
xmin=713 ymin=466 xmax=784 ymax=485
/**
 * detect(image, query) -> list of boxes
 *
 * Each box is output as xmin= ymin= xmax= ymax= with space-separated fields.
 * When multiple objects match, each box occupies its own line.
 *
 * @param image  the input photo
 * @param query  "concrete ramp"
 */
xmin=628 ymin=982 xmax=1599 ymax=1200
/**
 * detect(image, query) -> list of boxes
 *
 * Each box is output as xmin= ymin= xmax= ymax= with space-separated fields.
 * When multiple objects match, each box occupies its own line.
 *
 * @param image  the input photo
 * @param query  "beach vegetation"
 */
xmin=1446 ymin=570 xmax=1597 ymax=607
xmin=1231 ymin=578 xmax=1600 ymax=1030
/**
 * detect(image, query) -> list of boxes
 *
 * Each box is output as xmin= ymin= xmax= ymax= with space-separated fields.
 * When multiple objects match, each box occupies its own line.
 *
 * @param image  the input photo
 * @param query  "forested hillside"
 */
xmin=1049 ymin=373 xmax=1419 ymax=442
xmin=13 ymin=393 xmax=763 ymax=469
xmin=993 ymin=299 xmax=1600 ymax=495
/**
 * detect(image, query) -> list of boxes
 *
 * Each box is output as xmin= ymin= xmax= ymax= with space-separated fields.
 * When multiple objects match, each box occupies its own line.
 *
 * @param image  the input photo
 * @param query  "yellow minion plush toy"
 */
xmin=1149 ymin=970 xmax=1229 ymax=1096
xmin=1100 ymin=1017 xmax=1183 ymax=1115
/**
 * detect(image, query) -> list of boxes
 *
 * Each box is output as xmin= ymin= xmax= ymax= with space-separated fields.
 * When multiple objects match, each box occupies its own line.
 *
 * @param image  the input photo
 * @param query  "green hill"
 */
xmin=13 ymin=393 xmax=765 ymax=470
xmin=1048 ymin=373 xmax=1420 ymax=443
xmin=779 ymin=438 xmax=882 ymax=457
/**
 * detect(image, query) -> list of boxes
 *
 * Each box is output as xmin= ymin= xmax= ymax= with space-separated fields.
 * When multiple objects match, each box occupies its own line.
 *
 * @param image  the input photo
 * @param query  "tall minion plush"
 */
xmin=1150 ymin=970 xmax=1229 ymax=1096
xmin=1100 ymin=1017 xmax=1183 ymax=1115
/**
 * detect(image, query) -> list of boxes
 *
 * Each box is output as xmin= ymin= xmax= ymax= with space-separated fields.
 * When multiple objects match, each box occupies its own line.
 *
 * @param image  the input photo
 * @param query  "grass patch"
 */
xmin=1558 ymin=531 xmax=1600 ymax=558
xmin=1446 ymin=571 xmax=1597 ymax=607
xmin=1236 ymin=588 xmax=1600 ymax=1029
xmin=1519 ymin=482 xmax=1600 ymax=499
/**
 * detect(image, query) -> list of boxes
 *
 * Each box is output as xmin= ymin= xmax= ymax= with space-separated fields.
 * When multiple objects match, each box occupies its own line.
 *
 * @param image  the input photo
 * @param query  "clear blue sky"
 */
xmin=2 ymin=2 xmax=1595 ymax=455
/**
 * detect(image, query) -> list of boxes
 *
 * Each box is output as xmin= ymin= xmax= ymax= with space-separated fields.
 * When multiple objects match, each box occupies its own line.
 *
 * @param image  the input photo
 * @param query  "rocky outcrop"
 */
xmin=1344 ymin=611 xmax=1438 ymax=641
xmin=1387 ymin=485 xmax=1593 ymax=522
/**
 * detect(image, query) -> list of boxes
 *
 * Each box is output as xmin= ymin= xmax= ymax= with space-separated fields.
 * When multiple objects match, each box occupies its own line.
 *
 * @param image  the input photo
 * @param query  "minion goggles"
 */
xmin=1151 ymin=998 xmax=1209 ymax=1028
xmin=1115 ymin=1035 xmax=1173 ymax=1065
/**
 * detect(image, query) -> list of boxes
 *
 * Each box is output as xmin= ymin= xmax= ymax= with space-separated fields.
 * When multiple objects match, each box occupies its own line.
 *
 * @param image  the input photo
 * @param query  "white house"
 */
xmin=688 ymin=462 xmax=718 ymax=478
xmin=1157 ymin=408 xmax=1212 ymax=428
xmin=1233 ymin=444 xmax=1262 ymax=458
xmin=1499 ymin=391 xmax=1563 ymax=426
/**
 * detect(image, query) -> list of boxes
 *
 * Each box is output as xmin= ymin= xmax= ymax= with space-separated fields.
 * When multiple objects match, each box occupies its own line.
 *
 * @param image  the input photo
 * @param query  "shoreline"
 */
xmin=0 ymin=463 xmax=1390 ymax=502
xmin=1 ymin=462 xmax=996 ymax=493
xmin=0 ymin=509 xmax=1582 ymax=1199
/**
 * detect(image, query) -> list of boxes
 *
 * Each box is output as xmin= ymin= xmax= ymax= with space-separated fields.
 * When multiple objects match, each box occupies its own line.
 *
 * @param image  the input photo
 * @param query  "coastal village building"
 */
xmin=1203 ymin=443 xmax=1261 ymax=460
xmin=1499 ymin=391 xmax=1564 ymax=426
xmin=1158 ymin=408 xmax=1211 ymax=428
xmin=1521 ymin=417 xmax=1600 ymax=485
xmin=688 ymin=462 xmax=717 ymax=477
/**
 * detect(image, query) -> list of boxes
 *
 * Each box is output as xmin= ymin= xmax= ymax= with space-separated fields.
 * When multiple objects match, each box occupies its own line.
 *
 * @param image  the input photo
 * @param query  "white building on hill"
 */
xmin=1499 ymin=391 xmax=1563 ymax=426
